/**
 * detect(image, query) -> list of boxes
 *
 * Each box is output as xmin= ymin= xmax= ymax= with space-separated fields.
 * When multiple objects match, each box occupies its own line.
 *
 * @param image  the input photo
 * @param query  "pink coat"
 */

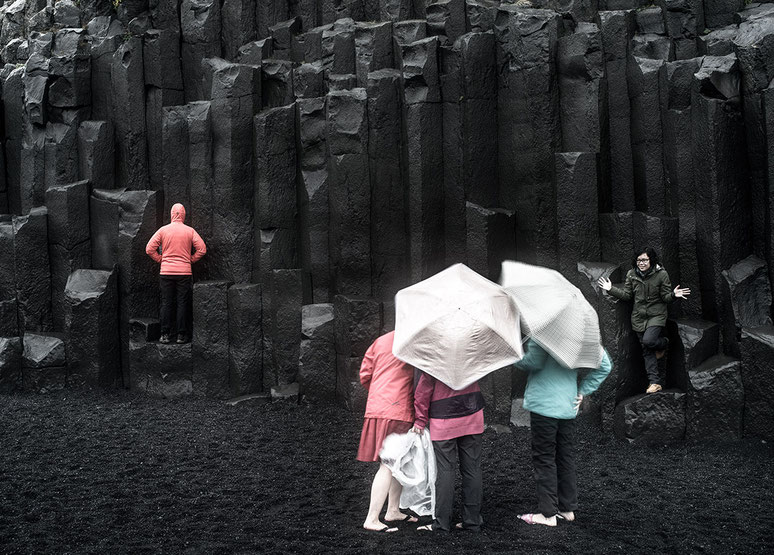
xmin=145 ymin=204 xmax=206 ymax=275
xmin=413 ymin=373 xmax=484 ymax=441
xmin=360 ymin=331 xmax=415 ymax=422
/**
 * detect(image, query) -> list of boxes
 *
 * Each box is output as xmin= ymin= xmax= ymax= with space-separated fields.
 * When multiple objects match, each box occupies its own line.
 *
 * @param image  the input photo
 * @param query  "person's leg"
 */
xmin=363 ymin=463 xmax=398 ymax=532
xmin=384 ymin=476 xmax=417 ymax=522
xmin=639 ymin=326 xmax=665 ymax=386
xmin=556 ymin=418 xmax=578 ymax=519
xmin=458 ymin=434 xmax=483 ymax=531
xmin=158 ymin=276 xmax=175 ymax=340
xmin=176 ymin=276 xmax=192 ymax=341
xmin=432 ymin=439 xmax=457 ymax=531
xmin=531 ymin=412 xmax=559 ymax=518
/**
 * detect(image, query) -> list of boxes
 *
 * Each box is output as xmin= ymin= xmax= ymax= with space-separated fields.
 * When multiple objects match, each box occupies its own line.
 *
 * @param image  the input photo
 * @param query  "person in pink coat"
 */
xmin=145 ymin=203 xmax=206 ymax=344
xmin=357 ymin=331 xmax=418 ymax=532
xmin=412 ymin=373 xmax=485 ymax=532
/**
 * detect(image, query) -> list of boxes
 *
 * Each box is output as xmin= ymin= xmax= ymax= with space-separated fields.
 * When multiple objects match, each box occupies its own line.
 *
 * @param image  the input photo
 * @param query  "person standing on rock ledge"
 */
xmin=145 ymin=203 xmax=207 ymax=345
xmin=597 ymin=247 xmax=690 ymax=394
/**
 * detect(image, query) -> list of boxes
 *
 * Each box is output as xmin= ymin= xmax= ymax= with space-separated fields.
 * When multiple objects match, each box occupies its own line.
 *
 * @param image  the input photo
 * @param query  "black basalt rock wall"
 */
xmin=1 ymin=0 xmax=773 ymax=440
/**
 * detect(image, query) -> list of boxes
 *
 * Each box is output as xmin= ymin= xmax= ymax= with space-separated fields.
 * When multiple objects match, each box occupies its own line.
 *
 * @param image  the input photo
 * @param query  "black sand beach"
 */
xmin=1 ymin=390 xmax=772 ymax=554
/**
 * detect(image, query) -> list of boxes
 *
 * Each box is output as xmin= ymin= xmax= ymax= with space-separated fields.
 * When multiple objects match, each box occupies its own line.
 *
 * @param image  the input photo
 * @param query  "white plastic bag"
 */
xmin=379 ymin=431 xmax=436 ymax=517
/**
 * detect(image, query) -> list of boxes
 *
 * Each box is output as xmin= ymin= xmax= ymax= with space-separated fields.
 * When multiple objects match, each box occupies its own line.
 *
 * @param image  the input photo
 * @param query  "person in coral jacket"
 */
xmin=357 ymin=331 xmax=418 ymax=533
xmin=412 ymin=373 xmax=485 ymax=533
xmin=145 ymin=203 xmax=206 ymax=344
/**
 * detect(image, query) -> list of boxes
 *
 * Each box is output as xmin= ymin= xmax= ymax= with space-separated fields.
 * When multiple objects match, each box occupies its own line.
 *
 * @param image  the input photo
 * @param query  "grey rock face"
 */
xmin=299 ymin=303 xmax=336 ymax=403
xmin=614 ymin=391 xmax=686 ymax=442
xmin=722 ymin=255 xmax=772 ymax=356
xmin=686 ymin=355 xmax=743 ymax=441
xmin=64 ymin=268 xmax=119 ymax=387
xmin=129 ymin=340 xmax=193 ymax=398
xmin=13 ymin=208 xmax=52 ymax=333
xmin=192 ymin=280 xmax=231 ymax=399
xmin=0 ymin=337 xmax=23 ymax=394
xmin=739 ymin=326 xmax=774 ymax=440
xmin=228 ymin=283 xmax=262 ymax=396
xmin=22 ymin=332 xmax=67 ymax=393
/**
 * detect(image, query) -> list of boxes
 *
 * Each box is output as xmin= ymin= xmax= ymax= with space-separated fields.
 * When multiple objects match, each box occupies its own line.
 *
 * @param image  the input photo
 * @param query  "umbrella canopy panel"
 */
xmin=393 ymin=264 xmax=523 ymax=390
xmin=500 ymin=260 xmax=603 ymax=370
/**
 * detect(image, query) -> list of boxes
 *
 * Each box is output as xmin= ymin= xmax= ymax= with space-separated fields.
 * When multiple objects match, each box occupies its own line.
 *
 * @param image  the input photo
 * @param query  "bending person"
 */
xmin=597 ymin=247 xmax=690 ymax=393
xmin=358 ymin=331 xmax=418 ymax=533
xmin=412 ymin=373 xmax=484 ymax=532
xmin=516 ymin=339 xmax=612 ymax=527
xmin=145 ymin=203 xmax=206 ymax=344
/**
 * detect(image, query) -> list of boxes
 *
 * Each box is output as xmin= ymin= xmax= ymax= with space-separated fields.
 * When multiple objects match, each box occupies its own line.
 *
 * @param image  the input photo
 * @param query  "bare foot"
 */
xmin=385 ymin=511 xmax=418 ymax=523
xmin=417 ymin=524 xmax=433 ymax=531
xmin=363 ymin=523 xmax=398 ymax=533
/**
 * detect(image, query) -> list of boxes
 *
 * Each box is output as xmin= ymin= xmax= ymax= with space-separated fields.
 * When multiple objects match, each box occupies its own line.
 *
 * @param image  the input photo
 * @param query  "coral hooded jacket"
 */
xmin=145 ymin=204 xmax=207 ymax=275
xmin=360 ymin=331 xmax=415 ymax=422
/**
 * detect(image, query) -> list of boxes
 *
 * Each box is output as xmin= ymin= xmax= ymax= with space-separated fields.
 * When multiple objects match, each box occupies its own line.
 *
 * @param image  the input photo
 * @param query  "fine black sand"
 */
xmin=1 ymin=389 xmax=772 ymax=554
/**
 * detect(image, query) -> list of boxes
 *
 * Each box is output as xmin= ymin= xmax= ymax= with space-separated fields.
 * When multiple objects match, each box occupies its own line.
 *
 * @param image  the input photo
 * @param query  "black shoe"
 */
xmin=176 ymin=334 xmax=189 ymax=344
xmin=159 ymin=334 xmax=170 ymax=344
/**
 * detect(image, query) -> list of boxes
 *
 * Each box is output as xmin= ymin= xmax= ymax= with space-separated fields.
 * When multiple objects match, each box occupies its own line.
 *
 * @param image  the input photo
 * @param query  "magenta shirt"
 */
xmin=413 ymin=373 xmax=484 ymax=441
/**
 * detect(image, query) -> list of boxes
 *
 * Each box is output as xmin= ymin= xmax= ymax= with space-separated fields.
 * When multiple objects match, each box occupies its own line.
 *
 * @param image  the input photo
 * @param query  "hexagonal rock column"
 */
xmin=400 ymin=36 xmax=444 ymax=283
xmin=0 ymin=218 xmax=19 ymax=337
xmin=0 ymin=337 xmax=23 ymax=394
xmin=299 ymin=303 xmax=336 ymax=403
xmin=465 ymin=203 xmax=516 ymax=284
xmin=253 ymin=105 xmax=298 ymax=287
xmin=692 ymin=55 xmax=753 ymax=333
xmin=88 ymin=17 xmax=124 ymax=123
xmin=326 ymin=89 xmax=372 ymax=296
xmin=13 ymin=207 xmax=52 ymax=333
xmin=613 ymin=391 xmax=686 ymax=442
xmin=208 ymin=59 xmax=260 ymax=284
xmin=64 ymin=268 xmax=119 ymax=388
xmin=181 ymin=0 xmax=221 ymax=102
xmin=685 ymin=355 xmax=743 ymax=441
xmin=555 ymin=152 xmax=601 ymax=289
xmin=111 ymin=36 xmax=149 ymax=190
xmin=599 ymin=10 xmax=636 ymax=212
xmin=228 ymin=283 xmax=263 ymax=396
xmin=129 ymin=341 xmax=194 ymax=398
xmin=334 ymin=295 xmax=381 ymax=409
xmin=494 ymin=7 xmax=561 ymax=267
xmin=221 ymin=0 xmax=257 ymax=62
xmin=78 ymin=121 xmax=115 ymax=190
xmin=426 ymin=0 xmax=466 ymax=43
xmin=297 ymin=97 xmax=331 ymax=303
xmin=721 ymin=255 xmax=773 ymax=358
xmin=193 ymin=280 xmax=231 ymax=398
xmin=441 ymin=32 xmax=498 ymax=267
xmin=366 ymin=69 xmax=409 ymax=301
xmin=22 ymin=333 xmax=67 ymax=393
xmin=480 ymin=367 xmax=513 ymax=427
xmin=264 ymin=270 xmax=303 ymax=389
xmin=740 ymin=326 xmax=774 ymax=440
xmin=261 ymin=60 xmax=295 ymax=108
xmin=46 ymin=181 xmax=91 ymax=331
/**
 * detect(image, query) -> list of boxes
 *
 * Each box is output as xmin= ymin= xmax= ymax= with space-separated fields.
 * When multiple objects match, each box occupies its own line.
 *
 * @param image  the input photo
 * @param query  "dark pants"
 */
xmin=530 ymin=412 xmax=577 ymax=518
xmin=159 ymin=275 xmax=192 ymax=337
xmin=432 ymin=434 xmax=483 ymax=532
xmin=637 ymin=325 xmax=667 ymax=385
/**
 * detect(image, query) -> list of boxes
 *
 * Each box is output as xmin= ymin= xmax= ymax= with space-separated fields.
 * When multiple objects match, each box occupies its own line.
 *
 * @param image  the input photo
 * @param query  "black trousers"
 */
xmin=530 ymin=412 xmax=578 ymax=518
xmin=432 ymin=434 xmax=483 ymax=532
xmin=637 ymin=325 xmax=667 ymax=385
xmin=159 ymin=275 xmax=192 ymax=336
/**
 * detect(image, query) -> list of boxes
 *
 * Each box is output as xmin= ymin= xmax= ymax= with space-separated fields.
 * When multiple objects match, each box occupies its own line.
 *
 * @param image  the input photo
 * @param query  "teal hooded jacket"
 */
xmin=515 ymin=339 xmax=613 ymax=420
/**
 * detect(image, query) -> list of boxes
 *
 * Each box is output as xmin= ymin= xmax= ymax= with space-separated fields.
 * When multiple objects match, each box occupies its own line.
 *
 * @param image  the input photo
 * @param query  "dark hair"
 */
xmin=632 ymin=247 xmax=659 ymax=269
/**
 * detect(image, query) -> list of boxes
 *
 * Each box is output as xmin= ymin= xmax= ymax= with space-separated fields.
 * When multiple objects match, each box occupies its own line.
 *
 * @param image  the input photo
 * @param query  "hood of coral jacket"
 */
xmin=170 ymin=203 xmax=186 ymax=223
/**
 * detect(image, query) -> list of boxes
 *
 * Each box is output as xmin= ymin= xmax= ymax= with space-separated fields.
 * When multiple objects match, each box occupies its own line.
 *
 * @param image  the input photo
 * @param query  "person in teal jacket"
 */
xmin=515 ymin=339 xmax=612 ymax=527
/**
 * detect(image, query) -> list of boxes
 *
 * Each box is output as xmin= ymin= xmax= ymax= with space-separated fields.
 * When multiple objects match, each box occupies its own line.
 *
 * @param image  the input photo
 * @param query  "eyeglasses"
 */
xmin=636 ymin=258 xmax=650 ymax=263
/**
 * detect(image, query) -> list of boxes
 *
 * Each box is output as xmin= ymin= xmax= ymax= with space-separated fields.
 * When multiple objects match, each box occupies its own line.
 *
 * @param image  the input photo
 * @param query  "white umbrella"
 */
xmin=499 ymin=260 xmax=603 ymax=369
xmin=393 ymin=263 xmax=524 ymax=390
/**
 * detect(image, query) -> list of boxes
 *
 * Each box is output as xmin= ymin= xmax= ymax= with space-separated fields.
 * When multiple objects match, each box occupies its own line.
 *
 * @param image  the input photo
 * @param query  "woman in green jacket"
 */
xmin=597 ymin=247 xmax=690 ymax=393
xmin=516 ymin=339 xmax=612 ymax=527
